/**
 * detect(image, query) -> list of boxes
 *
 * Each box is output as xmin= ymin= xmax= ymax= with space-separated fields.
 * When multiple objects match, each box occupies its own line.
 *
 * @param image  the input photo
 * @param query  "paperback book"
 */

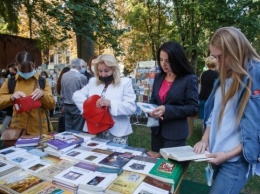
xmin=53 ymin=162 xmax=100 ymax=188
xmin=106 ymin=170 xmax=146 ymax=194
xmin=22 ymin=159 xmax=52 ymax=174
xmin=47 ymin=135 xmax=84 ymax=150
xmin=0 ymin=171 xmax=44 ymax=194
xmin=61 ymin=148 xmax=108 ymax=164
xmin=133 ymin=175 xmax=173 ymax=194
xmin=0 ymin=146 xmax=27 ymax=160
xmin=123 ymin=155 xmax=157 ymax=175
xmin=136 ymin=102 xmax=158 ymax=113
xmin=0 ymin=160 xmax=22 ymax=180
xmin=99 ymin=152 xmax=135 ymax=168
xmin=37 ymin=159 xmax=75 ymax=182
xmin=6 ymin=152 xmax=40 ymax=167
xmin=160 ymin=145 xmax=212 ymax=161
xmin=80 ymin=165 xmax=122 ymax=192
xmin=22 ymin=181 xmax=74 ymax=194
xmin=15 ymin=135 xmax=40 ymax=147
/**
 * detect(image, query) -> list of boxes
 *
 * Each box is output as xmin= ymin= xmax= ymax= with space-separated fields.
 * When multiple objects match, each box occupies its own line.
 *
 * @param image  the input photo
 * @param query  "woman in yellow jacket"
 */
xmin=0 ymin=51 xmax=55 ymax=135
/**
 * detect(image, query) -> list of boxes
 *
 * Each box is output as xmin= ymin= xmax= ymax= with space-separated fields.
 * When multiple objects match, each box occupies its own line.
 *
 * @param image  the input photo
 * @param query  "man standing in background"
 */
xmin=61 ymin=58 xmax=88 ymax=131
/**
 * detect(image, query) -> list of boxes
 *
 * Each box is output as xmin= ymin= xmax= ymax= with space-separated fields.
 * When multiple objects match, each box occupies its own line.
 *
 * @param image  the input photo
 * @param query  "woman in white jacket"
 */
xmin=72 ymin=54 xmax=136 ymax=145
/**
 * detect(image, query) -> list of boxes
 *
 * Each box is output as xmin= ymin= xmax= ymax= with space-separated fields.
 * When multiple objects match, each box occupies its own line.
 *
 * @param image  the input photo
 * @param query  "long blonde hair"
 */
xmin=210 ymin=27 xmax=260 ymax=126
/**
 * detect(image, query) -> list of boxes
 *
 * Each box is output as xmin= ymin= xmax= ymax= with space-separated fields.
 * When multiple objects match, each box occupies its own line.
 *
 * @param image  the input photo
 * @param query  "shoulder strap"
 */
xmin=38 ymin=76 xmax=46 ymax=89
xmin=8 ymin=76 xmax=16 ymax=94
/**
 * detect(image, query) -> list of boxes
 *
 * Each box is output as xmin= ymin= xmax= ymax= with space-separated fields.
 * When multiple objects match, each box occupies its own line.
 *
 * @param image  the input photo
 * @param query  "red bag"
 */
xmin=83 ymin=95 xmax=115 ymax=134
xmin=13 ymin=96 xmax=42 ymax=113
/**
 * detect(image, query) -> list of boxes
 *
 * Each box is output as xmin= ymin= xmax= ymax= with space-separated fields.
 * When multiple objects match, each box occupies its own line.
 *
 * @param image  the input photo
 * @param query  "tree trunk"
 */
xmin=76 ymin=35 xmax=94 ymax=64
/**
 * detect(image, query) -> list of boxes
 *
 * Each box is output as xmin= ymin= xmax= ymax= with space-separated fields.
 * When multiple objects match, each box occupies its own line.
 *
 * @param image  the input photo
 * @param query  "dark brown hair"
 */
xmin=15 ymin=51 xmax=34 ymax=72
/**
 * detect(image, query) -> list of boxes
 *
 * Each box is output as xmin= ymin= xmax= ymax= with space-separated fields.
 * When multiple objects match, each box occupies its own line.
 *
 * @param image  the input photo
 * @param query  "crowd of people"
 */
xmin=0 ymin=26 xmax=259 ymax=193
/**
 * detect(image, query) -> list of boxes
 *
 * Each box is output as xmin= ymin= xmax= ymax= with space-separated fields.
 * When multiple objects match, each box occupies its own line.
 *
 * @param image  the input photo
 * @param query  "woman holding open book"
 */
xmin=194 ymin=27 xmax=260 ymax=194
xmin=148 ymin=41 xmax=199 ymax=156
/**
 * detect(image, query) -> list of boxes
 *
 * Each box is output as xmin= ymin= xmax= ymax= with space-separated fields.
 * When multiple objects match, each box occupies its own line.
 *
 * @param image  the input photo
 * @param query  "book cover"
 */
xmin=100 ymin=142 xmax=126 ymax=152
xmin=0 ymin=160 xmax=22 ymax=180
xmin=27 ymin=148 xmax=48 ymax=158
xmin=78 ymin=163 xmax=122 ymax=192
xmin=99 ymin=152 xmax=135 ymax=168
xmin=60 ymin=148 xmax=108 ymax=165
xmin=22 ymin=160 xmax=52 ymax=173
xmin=53 ymin=162 xmax=97 ymax=188
xmin=15 ymin=135 xmax=40 ymax=147
xmin=0 ymin=146 xmax=27 ymax=159
xmin=106 ymin=170 xmax=146 ymax=194
xmin=160 ymin=145 xmax=212 ymax=161
xmin=0 ymin=171 xmax=44 ymax=194
xmin=6 ymin=152 xmax=40 ymax=167
xmin=22 ymin=181 xmax=74 ymax=194
xmin=91 ymin=148 xmax=114 ymax=155
xmin=133 ymin=176 xmax=172 ymax=194
xmin=41 ymin=155 xmax=62 ymax=164
xmin=148 ymin=158 xmax=183 ymax=185
xmin=123 ymin=155 xmax=157 ymax=175
xmin=47 ymin=136 xmax=84 ymax=150
xmin=37 ymin=160 xmax=74 ymax=182
xmin=136 ymin=102 xmax=158 ymax=113
xmin=82 ymin=139 xmax=108 ymax=149
xmin=78 ymin=171 xmax=118 ymax=192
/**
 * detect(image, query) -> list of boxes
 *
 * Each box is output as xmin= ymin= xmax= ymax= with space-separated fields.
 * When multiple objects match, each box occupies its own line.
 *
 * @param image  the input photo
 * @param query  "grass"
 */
xmin=128 ymin=118 xmax=260 ymax=194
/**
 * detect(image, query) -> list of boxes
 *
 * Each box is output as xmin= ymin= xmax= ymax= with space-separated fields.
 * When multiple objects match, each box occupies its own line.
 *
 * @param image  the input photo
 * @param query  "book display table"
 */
xmin=0 ymin=132 xmax=191 ymax=194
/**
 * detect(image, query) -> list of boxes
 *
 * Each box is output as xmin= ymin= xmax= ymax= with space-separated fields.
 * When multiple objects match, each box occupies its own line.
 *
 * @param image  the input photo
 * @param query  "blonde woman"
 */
xmin=194 ymin=27 xmax=260 ymax=193
xmin=199 ymin=56 xmax=219 ymax=119
xmin=72 ymin=54 xmax=136 ymax=145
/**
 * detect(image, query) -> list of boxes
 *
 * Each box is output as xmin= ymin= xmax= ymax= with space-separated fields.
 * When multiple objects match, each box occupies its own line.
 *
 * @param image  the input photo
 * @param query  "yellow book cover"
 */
xmin=106 ymin=170 xmax=146 ymax=194
xmin=22 ymin=181 xmax=74 ymax=194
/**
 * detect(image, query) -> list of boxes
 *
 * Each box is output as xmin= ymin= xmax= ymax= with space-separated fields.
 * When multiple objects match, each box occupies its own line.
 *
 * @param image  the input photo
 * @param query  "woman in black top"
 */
xmin=199 ymin=56 xmax=219 ymax=119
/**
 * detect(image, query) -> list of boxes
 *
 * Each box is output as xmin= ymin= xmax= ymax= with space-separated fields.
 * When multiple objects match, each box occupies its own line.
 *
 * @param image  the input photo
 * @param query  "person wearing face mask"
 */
xmin=0 ymin=51 xmax=56 ymax=135
xmin=80 ymin=58 xmax=94 ymax=81
xmin=61 ymin=58 xmax=88 ymax=131
xmin=72 ymin=54 xmax=136 ymax=145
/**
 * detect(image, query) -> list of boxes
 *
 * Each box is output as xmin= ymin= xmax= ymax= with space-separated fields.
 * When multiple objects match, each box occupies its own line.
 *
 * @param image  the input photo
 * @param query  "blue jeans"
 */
xmin=210 ymin=157 xmax=251 ymax=194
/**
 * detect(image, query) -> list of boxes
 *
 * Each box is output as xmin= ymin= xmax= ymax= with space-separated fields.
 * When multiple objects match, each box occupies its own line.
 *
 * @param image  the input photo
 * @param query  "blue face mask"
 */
xmin=18 ymin=70 xmax=35 ymax=80
xmin=80 ymin=67 xmax=86 ymax=74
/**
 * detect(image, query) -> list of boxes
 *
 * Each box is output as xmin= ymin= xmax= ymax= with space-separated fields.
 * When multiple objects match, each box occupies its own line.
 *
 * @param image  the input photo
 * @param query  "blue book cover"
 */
xmin=99 ymin=152 xmax=134 ymax=168
xmin=47 ymin=135 xmax=84 ymax=150
xmin=15 ymin=136 xmax=40 ymax=147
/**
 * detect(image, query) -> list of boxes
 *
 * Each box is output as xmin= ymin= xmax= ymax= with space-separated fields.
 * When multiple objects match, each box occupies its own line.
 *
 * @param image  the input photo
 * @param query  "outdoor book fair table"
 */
xmin=0 ymin=130 xmax=193 ymax=194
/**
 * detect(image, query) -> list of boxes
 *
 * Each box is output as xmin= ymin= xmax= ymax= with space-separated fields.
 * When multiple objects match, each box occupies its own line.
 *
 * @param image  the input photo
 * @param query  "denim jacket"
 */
xmin=204 ymin=60 xmax=260 ymax=164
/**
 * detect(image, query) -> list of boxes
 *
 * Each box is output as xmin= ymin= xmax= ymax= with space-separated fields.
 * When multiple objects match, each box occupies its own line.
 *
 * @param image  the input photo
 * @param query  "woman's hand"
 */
xmin=96 ymin=98 xmax=111 ymax=108
xmin=11 ymin=91 xmax=26 ymax=101
xmin=194 ymin=140 xmax=209 ymax=154
xmin=31 ymin=88 xmax=44 ymax=100
xmin=207 ymin=152 xmax=227 ymax=165
xmin=150 ymin=105 xmax=165 ymax=120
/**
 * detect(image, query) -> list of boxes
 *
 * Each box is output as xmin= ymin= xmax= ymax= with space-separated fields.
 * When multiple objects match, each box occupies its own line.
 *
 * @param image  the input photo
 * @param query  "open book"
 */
xmin=136 ymin=102 xmax=158 ymax=113
xmin=160 ymin=145 xmax=213 ymax=162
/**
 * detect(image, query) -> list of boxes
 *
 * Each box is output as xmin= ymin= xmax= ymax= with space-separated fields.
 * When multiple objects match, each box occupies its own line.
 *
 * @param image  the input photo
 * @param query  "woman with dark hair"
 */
xmin=0 ymin=51 xmax=55 ymax=135
xmin=148 ymin=41 xmax=199 ymax=156
xmin=56 ymin=67 xmax=70 ymax=96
